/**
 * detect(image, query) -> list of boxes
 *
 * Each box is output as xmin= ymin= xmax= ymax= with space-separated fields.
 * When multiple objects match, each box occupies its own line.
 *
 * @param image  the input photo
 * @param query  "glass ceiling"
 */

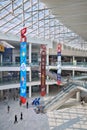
xmin=0 ymin=0 xmax=86 ymax=49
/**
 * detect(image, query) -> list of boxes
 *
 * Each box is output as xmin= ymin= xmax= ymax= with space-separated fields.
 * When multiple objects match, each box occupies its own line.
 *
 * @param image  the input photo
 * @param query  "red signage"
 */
xmin=21 ymin=27 xmax=27 ymax=42
xmin=40 ymin=45 xmax=46 ymax=96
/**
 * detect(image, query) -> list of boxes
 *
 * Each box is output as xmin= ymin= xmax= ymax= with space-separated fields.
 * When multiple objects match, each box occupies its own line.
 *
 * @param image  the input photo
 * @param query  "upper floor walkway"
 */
xmin=0 ymin=62 xmax=87 ymax=71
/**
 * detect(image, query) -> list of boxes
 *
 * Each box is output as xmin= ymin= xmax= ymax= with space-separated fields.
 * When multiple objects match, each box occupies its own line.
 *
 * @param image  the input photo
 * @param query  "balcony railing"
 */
xmin=0 ymin=62 xmax=87 ymax=67
xmin=0 ymin=62 xmax=40 ymax=67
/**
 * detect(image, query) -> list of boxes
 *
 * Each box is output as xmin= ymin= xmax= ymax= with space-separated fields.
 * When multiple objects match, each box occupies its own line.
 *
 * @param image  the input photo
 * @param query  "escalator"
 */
xmin=43 ymin=82 xmax=87 ymax=112
xmin=46 ymin=71 xmax=57 ymax=81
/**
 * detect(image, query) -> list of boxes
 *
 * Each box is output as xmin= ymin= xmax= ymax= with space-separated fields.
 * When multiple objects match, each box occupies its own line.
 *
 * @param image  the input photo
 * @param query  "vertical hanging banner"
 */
xmin=57 ymin=43 xmax=61 ymax=85
xmin=40 ymin=45 xmax=46 ymax=96
xmin=20 ymin=27 xmax=27 ymax=104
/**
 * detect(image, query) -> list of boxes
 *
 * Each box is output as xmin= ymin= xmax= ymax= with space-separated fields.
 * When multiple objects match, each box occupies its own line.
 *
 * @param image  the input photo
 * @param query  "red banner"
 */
xmin=40 ymin=45 xmax=46 ymax=96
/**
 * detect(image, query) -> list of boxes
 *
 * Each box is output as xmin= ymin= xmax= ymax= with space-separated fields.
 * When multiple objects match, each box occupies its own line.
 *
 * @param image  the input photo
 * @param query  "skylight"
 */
xmin=0 ymin=0 xmax=86 ymax=50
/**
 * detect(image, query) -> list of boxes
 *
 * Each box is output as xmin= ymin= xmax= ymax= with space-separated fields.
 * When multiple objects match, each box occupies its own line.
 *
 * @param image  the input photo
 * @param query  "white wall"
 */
xmin=49 ymin=43 xmax=87 ymax=57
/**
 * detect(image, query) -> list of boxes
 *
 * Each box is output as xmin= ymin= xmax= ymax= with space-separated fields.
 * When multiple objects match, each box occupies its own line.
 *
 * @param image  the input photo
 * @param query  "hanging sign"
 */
xmin=20 ymin=27 xmax=27 ymax=104
xmin=57 ymin=44 xmax=61 ymax=85
xmin=40 ymin=45 xmax=46 ymax=96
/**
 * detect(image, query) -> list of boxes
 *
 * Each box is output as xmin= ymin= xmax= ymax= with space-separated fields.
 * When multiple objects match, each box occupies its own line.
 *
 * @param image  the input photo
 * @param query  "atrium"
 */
xmin=0 ymin=0 xmax=87 ymax=130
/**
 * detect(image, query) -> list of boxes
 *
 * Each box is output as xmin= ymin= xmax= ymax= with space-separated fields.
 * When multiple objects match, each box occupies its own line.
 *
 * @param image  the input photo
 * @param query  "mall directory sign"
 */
xmin=20 ymin=27 xmax=27 ymax=104
xmin=57 ymin=43 xmax=61 ymax=85
xmin=40 ymin=45 xmax=46 ymax=96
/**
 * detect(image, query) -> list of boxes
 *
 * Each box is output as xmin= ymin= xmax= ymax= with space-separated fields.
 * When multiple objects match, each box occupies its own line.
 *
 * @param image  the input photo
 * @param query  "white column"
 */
xmin=29 ymin=85 xmax=31 ymax=98
xmin=72 ymin=70 xmax=75 ymax=79
xmin=46 ymin=47 xmax=49 ymax=66
xmin=0 ymin=90 xmax=3 ymax=98
xmin=28 ymin=69 xmax=32 ymax=98
xmin=46 ymin=85 xmax=49 ymax=95
xmin=29 ymin=43 xmax=32 ymax=98
xmin=46 ymin=46 xmax=49 ymax=80
xmin=0 ymin=72 xmax=2 ymax=82
xmin=84 ymin=58 xmax=85 ymax=62
xmin=76 ymin=91 xmax=80 ymax=102
xmin=46 ymin=47 xmax=49 ymax=95
xmin=29 ymin=69 xmax=32 ymax=82
xmin=73 ymin=56 xmax=75 ymax=63
xmin=1 ymin=54 xmax=2 ymax=64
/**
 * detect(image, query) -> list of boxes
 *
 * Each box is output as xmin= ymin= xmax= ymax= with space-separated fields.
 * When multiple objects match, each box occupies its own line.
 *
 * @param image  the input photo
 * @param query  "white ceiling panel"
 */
xmin=41 ymin=0 xmax=87 ymax=41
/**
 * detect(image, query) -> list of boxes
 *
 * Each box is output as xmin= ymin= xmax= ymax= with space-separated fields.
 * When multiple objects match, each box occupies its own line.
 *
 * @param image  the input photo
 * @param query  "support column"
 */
xmin=29 ymin=85 xmax=31 ymax=98
xmin=46 ymin=46 xmax=49 ymax=66
xmin=29 ymin=43 xmax=32 ymax=98
xmin=0 ymin=72 xmax=2 ymax=82
xmin=72 ymin=70 xmax=75 ymax=79
xmin=0 ymin=90 xmax=3 ymax=98
xmin=29 ymin=69 xmax=32 ymax=82
xmin=46 ymin=46 xmax=49 ymax=80
xmin=73 ymin=56 xmax=75 ymax=63
xmin=76 ymin=91 xmax=80 ymax=102
xmin=29 ymin=70 xmax=32 ymax=97
xmin=46 ymin=85 xmax=49 ymax=95
xmin=0 ymin=54 xmax=2 ymax=65
xmin=46 ymin=47 xmax=49 ymax=95
xmin=28 ymin=69 xmax=32 ymax=98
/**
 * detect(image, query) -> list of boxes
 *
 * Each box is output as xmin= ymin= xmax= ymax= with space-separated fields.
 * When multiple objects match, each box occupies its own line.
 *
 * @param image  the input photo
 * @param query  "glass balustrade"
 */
xmin=0 ymin=62 xmax=40 ymax=66
xmin=0 ymin=78 xmax=54 ymax=85
xmin=44 ymin=81 xmax=87 ymax=110
xmin=0 ymin=61 xmax=87 ymax=67
xmin=44 ymin=83 xmax=76 ymax=109
xmin=0 ymin=77 xmax=30 ymax=85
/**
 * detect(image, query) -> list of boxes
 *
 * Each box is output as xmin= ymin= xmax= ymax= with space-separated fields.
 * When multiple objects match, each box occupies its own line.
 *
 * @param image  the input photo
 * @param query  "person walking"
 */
xmin=26 ymin=101 xmax=29 ymax=109
xmin=20 ymin=112 xmax=23 ymax=120
xmin=19 ymin=100 xmax=22 ymax=106
xmin=14 ymin=115 xmax=18 ymax=124
xmin=7 ymin=105 xmax=10 ymax=113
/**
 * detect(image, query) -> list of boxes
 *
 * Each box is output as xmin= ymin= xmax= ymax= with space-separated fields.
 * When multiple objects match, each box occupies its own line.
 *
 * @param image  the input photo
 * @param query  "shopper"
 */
xmin=20 ymin=112 xmax=23 ymax=120
xmin=19 ymin=100 xmax=22 ymax=106
xmin=26 ymin=101 xmax=29 ymax=109
xmin=14 ymin=115 xmax=18 ymax=124
xmin=7 ymin=105 xmax=10 ymax=113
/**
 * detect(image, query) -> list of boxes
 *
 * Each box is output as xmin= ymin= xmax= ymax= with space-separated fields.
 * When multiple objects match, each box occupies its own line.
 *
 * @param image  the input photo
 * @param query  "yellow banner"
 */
xmin=0 ymin=45 xmax=4 ymax=52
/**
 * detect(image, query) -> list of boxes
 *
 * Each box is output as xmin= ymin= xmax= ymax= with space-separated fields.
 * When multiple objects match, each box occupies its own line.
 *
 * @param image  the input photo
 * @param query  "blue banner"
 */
xmin=57 ymin=44 xmax=61 ymax=85
xmin=20 ymin=42 xmax=27 ymax=103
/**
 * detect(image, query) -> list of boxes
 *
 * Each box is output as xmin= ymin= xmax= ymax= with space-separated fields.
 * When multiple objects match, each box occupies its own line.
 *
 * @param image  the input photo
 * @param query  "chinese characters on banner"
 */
xmin=40 ymin=45 xmax=46 ymax=96
xmin=57 ymin=44 xmax=61 ymax=85
xmin=20 ymin=27 xmax=27 ymax=104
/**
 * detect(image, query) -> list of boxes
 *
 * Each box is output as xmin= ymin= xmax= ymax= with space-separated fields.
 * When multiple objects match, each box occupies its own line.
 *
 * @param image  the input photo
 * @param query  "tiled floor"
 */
xmin=0 ymin=96 xmax=87 ymax=130
xmin=45 ymin=98 xmax=87 ymax=130
xmin=0 ymin=98 xmax=49 ymax=130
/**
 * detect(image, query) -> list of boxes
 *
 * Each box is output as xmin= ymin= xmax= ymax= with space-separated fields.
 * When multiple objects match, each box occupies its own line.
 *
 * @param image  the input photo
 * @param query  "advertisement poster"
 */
xmin=40 ymin=45 xmax=46 ymax=96
xmin=20 ymin=28 xmax=27 ymax=104
xmin=57 ymin=44 xmax=61 ymax=85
